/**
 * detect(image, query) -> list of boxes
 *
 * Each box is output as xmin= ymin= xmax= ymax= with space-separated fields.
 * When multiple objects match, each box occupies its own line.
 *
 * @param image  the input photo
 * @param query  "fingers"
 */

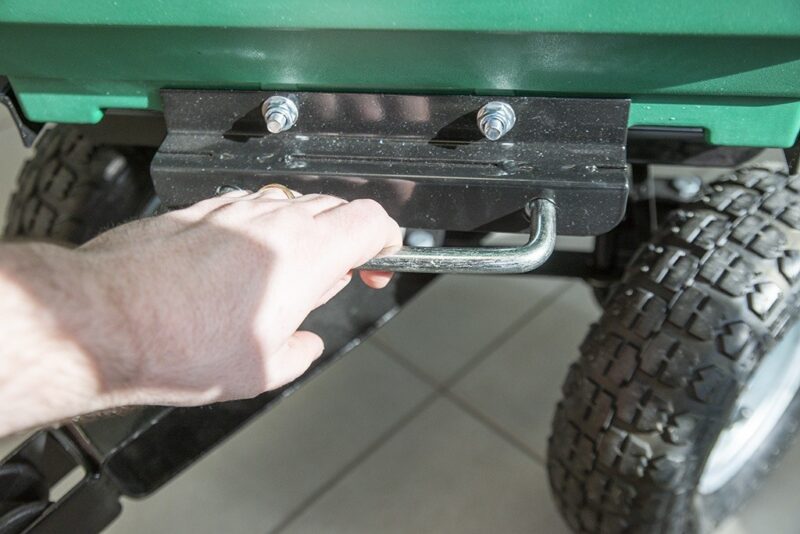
xmin=265 ymin=331 xmax=325 ymax=389
xmin=295 ymin=194 xmax=348 ymax=215
xmin=253 ymin=191 xmax=347 ymax=217
xmin=257 ymin=187 xmax=298 ymax=201
xmin=359 ymin=270 xmax=394 ymax=289
xmin=182 ymin=188 xmax=352 ymax=223
xmin=315 ymin=199 xmax=403 ymax=271
xmin=179 ymin=190 xmax=401 ymax=290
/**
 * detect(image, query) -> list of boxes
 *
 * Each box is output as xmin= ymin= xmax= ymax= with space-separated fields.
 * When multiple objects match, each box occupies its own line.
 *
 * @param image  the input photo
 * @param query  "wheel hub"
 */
xmin=698 ymin=321 xmax=800 ymax=494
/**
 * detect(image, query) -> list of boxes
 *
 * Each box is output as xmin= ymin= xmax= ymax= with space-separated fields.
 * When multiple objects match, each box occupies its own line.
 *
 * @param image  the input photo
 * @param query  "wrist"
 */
xmin=65 ymin=246 xmax=146 ymax=408
xmin=0 ymin=243 xmax=140 ymax=431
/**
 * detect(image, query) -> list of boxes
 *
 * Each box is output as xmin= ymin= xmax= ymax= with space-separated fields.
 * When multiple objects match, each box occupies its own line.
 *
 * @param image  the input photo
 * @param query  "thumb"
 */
xmin=264 ymin=331 xmax=325 ymax=390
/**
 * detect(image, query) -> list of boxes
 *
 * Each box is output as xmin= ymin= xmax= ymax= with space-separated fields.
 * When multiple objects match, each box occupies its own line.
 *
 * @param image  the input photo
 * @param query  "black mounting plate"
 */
xmin=152 ymin=91 xmax=630 ymax=235
xmin=0 ymin=76 xmax=42 ymax=147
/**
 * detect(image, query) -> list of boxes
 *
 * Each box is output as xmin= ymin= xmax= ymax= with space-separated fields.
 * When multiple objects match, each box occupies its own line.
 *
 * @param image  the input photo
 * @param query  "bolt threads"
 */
xmin=262 ymin=96 xmax=298 ymax=134
xmin=477 ymin=102 xmax=516 ymax=141
xmin=266 ymin=112 xmax=288 ymax=134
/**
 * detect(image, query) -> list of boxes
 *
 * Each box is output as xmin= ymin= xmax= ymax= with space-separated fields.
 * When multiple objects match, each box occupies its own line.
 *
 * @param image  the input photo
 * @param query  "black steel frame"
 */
xmin=0 ymin=89 xmax=770 ymax=534
xmin=0 ymin=77 xmax=42 ymax=148
xmin=151 ymin=90 xmax=631 ymax=236
xmin=0 ymin=274 xmax=435 ymax=534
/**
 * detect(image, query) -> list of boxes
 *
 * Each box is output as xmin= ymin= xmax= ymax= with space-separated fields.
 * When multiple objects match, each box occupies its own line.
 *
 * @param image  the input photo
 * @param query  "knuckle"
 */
xmin=350 ymin=198 xmax=386 ymax=218
xmin=209 ymin=200 xmax=250 ymax=220
xmin=320 ymin=193 xmax=345 ymax=203
xmin=389 ymin=218 xmax=402 ymax=236
xmin=185 ymin=197 xmax=222 ymax=215
xmin=274 ymin=204 xmax=315 ymax=224
xmin=262 ymin=207 xmax=317 ymax=242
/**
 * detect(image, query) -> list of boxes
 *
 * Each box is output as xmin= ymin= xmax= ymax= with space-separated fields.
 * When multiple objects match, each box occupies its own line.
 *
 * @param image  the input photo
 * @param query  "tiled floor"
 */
xmin=0 ymin=110 xmax=30 ymax=223
xmin=2 ymin=111 xmax=800 ymax=533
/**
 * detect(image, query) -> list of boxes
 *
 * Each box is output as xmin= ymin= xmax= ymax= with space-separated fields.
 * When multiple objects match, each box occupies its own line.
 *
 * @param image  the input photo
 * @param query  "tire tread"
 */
xmin=548 ymin=169 xmax=800 ymax=533
xmin=4 ymin=126 xmax=154 ymax=244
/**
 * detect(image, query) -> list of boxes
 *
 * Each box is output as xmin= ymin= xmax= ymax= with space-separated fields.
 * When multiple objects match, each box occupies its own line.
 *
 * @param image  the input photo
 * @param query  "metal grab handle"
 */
xmin=360 ymin=198 xmax=557 ymax=274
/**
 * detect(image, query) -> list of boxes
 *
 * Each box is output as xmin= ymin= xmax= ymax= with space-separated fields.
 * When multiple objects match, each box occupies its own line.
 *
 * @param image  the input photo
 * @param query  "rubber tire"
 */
xmin=547 ymin=169 xmax=800 ymax=533
xmin=4 ymin=126 xmax=155 ymax=245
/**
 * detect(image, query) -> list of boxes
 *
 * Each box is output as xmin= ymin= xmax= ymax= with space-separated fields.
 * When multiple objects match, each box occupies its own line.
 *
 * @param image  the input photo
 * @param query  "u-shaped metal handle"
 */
xmin=360 ymin=198 xmax=557 ymax=274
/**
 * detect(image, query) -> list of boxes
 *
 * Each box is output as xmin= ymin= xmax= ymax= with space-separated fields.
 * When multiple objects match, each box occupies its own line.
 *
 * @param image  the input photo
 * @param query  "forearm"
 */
xmin=0 ymin=190 xmax=401 ymax=436
xmin=0 ymin=243 xmax=128 ymax=435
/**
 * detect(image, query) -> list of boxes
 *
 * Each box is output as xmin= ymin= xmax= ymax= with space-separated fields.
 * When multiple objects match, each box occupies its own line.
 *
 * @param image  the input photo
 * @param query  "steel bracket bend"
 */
xmin=361 ymin=198 xmax=557 ymax=274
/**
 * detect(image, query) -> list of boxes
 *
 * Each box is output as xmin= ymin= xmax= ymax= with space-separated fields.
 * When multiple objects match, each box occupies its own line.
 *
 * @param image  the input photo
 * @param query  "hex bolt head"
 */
xmin=405 ymin=229 xmax=436 ymax=248
xmin=262 ymin=96 xmax=299 ymax=134
xmin=671 ymin=175 xmax=703 ymax=199
xmin=215 ymin=185 xmax=248 ymax=196
xmin=477 ymin=101 xmax=516 ymax=141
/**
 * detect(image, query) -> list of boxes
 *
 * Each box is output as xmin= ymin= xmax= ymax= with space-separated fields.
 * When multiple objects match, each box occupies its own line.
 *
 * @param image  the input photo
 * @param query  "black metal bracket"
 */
xmin=0 ymin=77 xmax=43 ymax=148
xmin=151 ymin=91 xmax=630 ymax=236
xmin=784 ymin=135 xmax=800 ymax=175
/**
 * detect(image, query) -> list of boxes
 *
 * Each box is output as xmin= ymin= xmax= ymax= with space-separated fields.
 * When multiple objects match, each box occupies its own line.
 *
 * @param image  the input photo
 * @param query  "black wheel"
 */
xmin=4 ymin=126 xmax=157 ymax=244
xmin=547 ymin=169 xmax=800 ymax=533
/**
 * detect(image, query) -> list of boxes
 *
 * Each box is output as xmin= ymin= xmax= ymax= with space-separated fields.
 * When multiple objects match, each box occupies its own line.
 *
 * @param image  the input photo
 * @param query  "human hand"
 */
xmin=74 ymin=188 xmax=402 ymax=408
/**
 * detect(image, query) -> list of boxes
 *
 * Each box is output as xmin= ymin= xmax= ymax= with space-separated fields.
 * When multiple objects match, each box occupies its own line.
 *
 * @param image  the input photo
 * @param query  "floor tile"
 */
xmin=374 ymin=274 xmax=570 ymax=383
xmin=107 ymin=340 xmax=432 ymax=534
xmin=282 ymin=397 xmax=570 ymax=534
xmin=723 ymin=436 xmax=800 ymax=534
xmin=451 ymin=282 xmax=600 ymax=458
xmin=0 ymin=434 xmax=24 ymax=458
xmin=0 ymin=107 xmax=18 ymax=134
xmin=0 ymin=112 xmax=30 ymax=224
xmin=715 ymin=518 xmax=750 ymax=534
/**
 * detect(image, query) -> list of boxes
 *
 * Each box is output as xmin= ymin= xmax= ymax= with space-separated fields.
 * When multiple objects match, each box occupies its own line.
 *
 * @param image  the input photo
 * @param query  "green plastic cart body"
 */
xmin=1 ymin=0 xmax=800 ymax=146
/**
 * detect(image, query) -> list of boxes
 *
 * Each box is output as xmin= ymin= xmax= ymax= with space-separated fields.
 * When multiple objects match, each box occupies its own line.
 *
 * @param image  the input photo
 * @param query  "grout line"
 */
xmin=372 ymin=282 xmax=571 ymax=465
xmin=442 ymin=280 xmax=571 ymax=388
xmin=374 ymin=334 xmax=548 ymax=467
xmin=270 ymin=280 xmax=571 ymax=533
xmin=267 ymin=347 xmax=441 ymax=534
xmin=370 ymin=336 xmax=440 ymax=387
xmin=443 ymin=390 xmax=546 ymax=465
xmin=375 ymin=279 xmax=570 ymax=391
xmin=268 ymin=395 xmax=441 ymax=534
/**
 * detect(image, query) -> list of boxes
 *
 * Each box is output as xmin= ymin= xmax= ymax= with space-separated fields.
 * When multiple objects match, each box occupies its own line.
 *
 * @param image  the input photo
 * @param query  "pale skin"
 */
xmin=0 ymin=189 xmax=402 ymax=437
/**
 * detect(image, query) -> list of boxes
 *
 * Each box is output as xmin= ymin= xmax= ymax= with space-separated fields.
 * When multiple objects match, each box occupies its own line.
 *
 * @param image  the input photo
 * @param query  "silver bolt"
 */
xmin=405 ymin=229 xmax=436 ymax=248
xmin=671 ymin=175 xmax=702 ymax=199
xmin=732 ymin=406 xmax=753 ymax=425
xmin=477 ymin=101 xmax=516 ymax=141
xmin=102 ymin=155 xmax=127 ymax=181
xmin=262 ymin=96 xmax=299 ymax=134
xmin=215 ymin=185 xmax=246 ymax=196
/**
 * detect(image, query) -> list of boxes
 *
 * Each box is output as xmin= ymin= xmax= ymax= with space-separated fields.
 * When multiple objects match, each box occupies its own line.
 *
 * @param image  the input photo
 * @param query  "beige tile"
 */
xmin=0 ymin=110 xmax=31 ymax=225
xmin=451 ymin=282 xmax=600 ymax=458
xmin=715 ymin=517 xmax=750 ymax=534
xmin=0 ymin=434 xmax=25 ymax=458
xmin=107 ymin=340 xmax=432 ymax=534
xmin=283 ymin=397 xmax=570 ymax=534
xmin=0 ymin=107 xmax=17 ymax=132
xmin=724 ymin=438 xmax=800 ymax=534
xmin=374 ymin=274 xmax=570 ymax=383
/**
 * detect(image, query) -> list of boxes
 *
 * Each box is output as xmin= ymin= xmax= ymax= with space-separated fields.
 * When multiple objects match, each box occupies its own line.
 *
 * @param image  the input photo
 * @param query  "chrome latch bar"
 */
xmin=360 ymin=198 xmax=556 ymax=274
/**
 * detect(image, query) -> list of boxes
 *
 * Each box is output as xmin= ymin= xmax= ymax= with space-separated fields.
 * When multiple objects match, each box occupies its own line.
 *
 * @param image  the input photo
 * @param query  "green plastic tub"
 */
xmin=1 ymin=0 xmax=799 ymax=146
